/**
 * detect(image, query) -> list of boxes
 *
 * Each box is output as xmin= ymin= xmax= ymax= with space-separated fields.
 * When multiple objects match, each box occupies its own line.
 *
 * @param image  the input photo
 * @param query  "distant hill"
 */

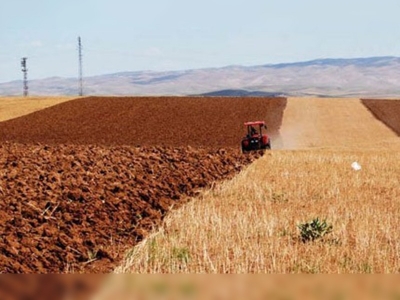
xmin=1 ymin=56 xmax=400 ymax=97
xmin=197 ymin=89 xmax=282 ymax=97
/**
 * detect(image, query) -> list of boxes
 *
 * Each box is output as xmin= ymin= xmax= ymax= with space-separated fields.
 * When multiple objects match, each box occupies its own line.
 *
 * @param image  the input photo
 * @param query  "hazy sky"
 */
xmin=1 ymin=0 xmax=399 ymax=82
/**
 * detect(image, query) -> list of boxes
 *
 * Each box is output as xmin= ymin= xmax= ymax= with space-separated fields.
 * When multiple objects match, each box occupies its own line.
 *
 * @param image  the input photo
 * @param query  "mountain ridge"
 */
xmin=1 ymin=56 xmax=400 ymax=97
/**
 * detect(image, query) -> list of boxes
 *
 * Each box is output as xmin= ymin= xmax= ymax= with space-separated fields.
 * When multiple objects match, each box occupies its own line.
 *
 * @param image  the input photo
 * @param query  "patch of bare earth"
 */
xmin=0 ymin=143 xmax=263 ymax=273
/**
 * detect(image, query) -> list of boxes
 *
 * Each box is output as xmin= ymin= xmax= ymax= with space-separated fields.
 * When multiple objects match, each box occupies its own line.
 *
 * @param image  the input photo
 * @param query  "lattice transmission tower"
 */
xmin=21 ymin=57 xmax=28 ymax=96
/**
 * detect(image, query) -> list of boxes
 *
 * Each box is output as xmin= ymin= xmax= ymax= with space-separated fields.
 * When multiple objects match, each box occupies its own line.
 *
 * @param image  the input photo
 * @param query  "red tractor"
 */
xmin=241 ymin=121 xmax=271 ymax=152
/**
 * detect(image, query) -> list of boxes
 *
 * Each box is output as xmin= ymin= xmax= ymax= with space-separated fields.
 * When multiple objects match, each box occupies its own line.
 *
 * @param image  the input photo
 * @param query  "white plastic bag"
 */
xmin=351 ymin=161 xmax=361 ymax=171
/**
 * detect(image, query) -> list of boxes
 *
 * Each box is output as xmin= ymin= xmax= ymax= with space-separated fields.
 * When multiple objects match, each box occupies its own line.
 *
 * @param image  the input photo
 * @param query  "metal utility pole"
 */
xmin=78 ymin=36 xmax=83 ymax=96
xmin=21 ymin=57 xmax=28 ymax=97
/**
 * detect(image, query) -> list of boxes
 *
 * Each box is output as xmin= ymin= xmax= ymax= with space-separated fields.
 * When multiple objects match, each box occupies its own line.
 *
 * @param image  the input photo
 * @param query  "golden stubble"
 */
xmin=115 ymin=150 xmax=400 ymax=274
xmin=0 ymin=96 xmax=79 ymax=122
xmin=279 ymin=98 xmax=400 ymax=150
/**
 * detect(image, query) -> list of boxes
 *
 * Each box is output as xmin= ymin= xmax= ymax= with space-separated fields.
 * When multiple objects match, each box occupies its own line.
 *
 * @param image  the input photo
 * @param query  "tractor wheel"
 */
xmin=261 ymin=141 xmax=271 ymax=150
xmin=265 ymin=138 xmax=271 ymax=150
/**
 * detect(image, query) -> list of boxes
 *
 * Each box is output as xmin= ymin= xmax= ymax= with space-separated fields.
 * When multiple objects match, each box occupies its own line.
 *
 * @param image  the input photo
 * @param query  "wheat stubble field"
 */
xmin=0 ymin=96 xmax=399 ymax=274
xmin=0 ymin=96 xmax=78 ymax=122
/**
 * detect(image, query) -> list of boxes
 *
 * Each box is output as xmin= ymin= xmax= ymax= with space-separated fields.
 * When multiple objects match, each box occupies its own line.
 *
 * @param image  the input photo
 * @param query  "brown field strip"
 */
xmin=361 ymin=99 xmax=400 ymax=136
xmin=0 ymin=96 xmax=286 ymax=147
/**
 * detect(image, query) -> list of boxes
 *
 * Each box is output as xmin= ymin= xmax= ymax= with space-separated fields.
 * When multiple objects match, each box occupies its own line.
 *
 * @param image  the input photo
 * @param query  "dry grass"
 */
xmin=0 ymin=96 xmax=79 ymax=122
xmin=115 ymin=149 xmax=400 ymax=274
xmin=279 ymin=98 xmax=400 ymax=150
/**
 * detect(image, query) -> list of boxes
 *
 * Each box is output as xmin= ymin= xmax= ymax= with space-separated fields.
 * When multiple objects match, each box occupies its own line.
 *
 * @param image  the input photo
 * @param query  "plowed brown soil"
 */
xmin=361 ymin=99 xmax=400 ymax=136
xmin=0 ymin=96 xmax=286 ymax=147
xmin=0 ymin=143 xmax=263 ymax=273
xmin=0 ymin=96 xmax=286 ymax=273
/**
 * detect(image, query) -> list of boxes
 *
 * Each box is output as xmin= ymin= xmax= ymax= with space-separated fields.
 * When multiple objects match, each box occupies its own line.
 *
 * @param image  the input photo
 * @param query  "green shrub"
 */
xmin=298 ymin=217 xmax=332 ymax=242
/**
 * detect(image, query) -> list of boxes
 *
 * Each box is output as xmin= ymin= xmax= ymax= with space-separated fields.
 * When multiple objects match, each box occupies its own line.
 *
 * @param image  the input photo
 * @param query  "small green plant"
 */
xmin=298 ymin=217 xmax=332 ymax=242
xmin=172 ymin=247 xmax=190 ymax=263
xmin=271 ymin=192 xmax=288 ymax=203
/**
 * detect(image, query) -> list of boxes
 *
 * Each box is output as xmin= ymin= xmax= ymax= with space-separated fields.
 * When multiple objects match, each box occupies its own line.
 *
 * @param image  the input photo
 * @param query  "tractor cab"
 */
xmin=241 ymin=121 xmax=271 ymax=152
